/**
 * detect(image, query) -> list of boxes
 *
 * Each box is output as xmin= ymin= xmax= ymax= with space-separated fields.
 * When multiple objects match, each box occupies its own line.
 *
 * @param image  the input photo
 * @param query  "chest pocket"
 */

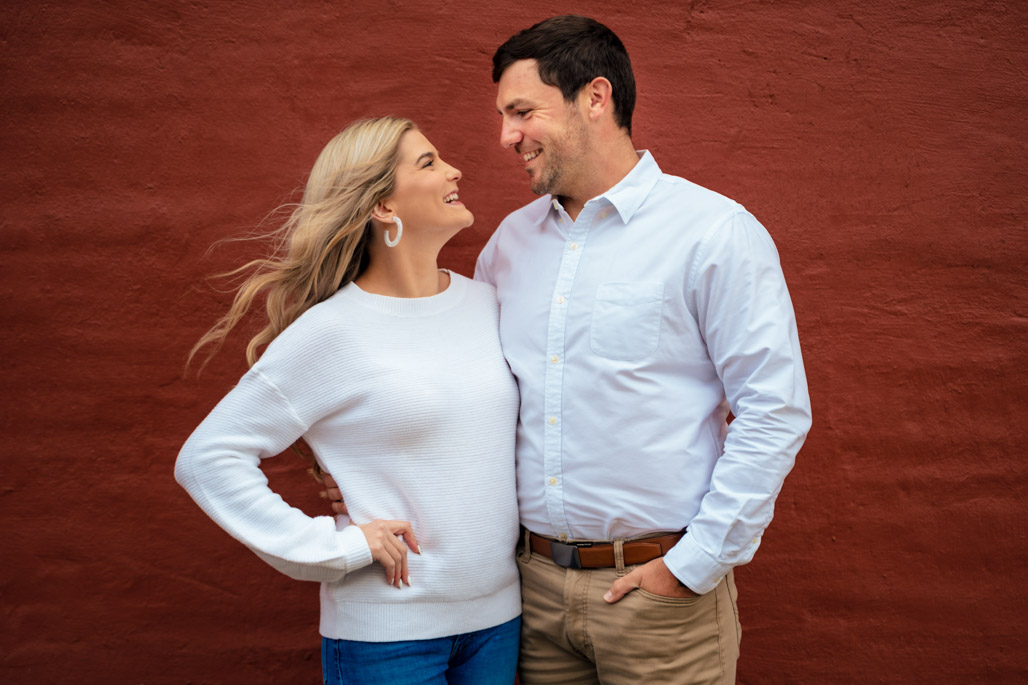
xmin=589 ymin=282 xmax=664 ymax=361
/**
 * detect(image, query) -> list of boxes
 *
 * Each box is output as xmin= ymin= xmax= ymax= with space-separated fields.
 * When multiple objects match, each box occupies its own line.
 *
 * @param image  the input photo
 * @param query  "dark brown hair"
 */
xmin=492 ymin=15 xmax=636 ymax=134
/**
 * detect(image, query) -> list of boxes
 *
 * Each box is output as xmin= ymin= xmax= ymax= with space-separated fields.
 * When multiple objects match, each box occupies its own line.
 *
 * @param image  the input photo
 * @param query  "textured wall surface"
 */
xmin=2 ymin=1 xmax=1026 ymax=683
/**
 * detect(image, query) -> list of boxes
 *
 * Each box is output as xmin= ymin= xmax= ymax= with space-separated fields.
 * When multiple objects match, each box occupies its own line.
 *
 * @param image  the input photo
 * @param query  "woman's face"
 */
xmin=386 ymin=130 xmax=473 ymax=236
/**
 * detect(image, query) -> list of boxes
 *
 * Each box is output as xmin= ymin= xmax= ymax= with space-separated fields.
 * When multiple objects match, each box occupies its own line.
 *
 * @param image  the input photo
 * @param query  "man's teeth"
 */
xmin=523 ymin=150 xmax=541 ymax=162
xmin=444 ymin=192 xmax=459 ymax=203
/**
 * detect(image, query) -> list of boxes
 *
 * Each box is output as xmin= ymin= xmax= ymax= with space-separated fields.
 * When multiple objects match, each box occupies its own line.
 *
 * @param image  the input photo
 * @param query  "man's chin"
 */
xmin=528 ymin=178 xmax=551 ymax=196
xmin=525 ymin=169 xmax=545 ymax=196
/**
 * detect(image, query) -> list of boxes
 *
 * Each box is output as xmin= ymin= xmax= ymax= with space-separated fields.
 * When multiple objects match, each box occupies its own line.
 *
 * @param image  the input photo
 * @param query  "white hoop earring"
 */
xmin=385 ymin=216 xmax=403 ymax=247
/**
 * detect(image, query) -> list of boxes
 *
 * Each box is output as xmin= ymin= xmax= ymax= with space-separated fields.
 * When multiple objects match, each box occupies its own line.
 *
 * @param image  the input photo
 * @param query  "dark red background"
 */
xmin=3 ymin=2 xmax=1026 ymax=683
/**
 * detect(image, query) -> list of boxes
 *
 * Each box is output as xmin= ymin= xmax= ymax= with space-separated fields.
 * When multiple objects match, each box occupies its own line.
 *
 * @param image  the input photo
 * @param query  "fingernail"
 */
xmin=603 ymin=591 xmax=613 ymax=602
xmin=417 ymin=545 xmax=423 ymax=554
xmin=406 ymin=577 xmax=413 ymax=587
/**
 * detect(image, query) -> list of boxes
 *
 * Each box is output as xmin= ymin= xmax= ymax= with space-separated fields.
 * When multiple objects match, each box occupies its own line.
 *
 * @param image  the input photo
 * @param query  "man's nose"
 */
xmin=500 ymin=120 xmax=522 ymax=149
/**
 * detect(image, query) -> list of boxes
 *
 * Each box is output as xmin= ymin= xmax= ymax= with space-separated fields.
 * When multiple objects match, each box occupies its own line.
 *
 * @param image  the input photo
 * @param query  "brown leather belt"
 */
xmin=527 ymin=530 xmax=684 ymax=569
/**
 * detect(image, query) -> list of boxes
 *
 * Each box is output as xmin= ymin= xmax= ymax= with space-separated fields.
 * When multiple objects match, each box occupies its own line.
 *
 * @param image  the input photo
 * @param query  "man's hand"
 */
xmin=319 ymin=473 xmax=348 ymax=515
xmin=603 ymin=558 xmax=699 ymax=603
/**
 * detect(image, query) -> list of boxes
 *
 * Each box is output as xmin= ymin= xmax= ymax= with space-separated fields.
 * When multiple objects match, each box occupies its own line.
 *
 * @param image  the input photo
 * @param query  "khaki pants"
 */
xmin=517 ymin=536 xmax=741 ymax=685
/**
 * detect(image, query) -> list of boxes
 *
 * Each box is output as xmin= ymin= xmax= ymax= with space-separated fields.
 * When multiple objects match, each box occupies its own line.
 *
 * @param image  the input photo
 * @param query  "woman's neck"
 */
xmin=355 ymin=251 xmax=449 ymax=298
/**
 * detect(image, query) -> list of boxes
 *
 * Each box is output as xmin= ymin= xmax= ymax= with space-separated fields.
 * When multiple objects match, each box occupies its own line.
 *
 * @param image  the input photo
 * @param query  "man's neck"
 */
xmin=561 ymin=136 xmax=639 ymax=221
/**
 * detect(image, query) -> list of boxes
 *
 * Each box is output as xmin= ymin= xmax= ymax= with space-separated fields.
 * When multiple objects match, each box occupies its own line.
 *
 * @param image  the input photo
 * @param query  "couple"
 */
xmin=176 ymin=15 xmax=811 ymax=685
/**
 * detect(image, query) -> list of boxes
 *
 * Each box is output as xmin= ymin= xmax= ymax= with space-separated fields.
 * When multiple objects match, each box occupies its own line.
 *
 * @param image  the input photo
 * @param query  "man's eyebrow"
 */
xmin=498 ymin=98 xmax=532 ymax=114
xmin=414 ymin=151 xmax=436 ymax=165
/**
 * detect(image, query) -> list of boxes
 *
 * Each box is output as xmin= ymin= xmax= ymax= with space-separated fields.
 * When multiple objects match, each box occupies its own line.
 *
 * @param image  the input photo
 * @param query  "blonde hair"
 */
xmin=190 ymin=117 xmax=416 ymax=369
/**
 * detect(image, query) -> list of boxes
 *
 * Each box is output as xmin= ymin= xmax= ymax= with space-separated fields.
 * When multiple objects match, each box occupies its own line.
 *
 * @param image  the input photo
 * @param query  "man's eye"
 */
xmin=422 ymin=160 xmax=434 ymax=168
xmin=517 ymin=110 xmax=530 ymax=118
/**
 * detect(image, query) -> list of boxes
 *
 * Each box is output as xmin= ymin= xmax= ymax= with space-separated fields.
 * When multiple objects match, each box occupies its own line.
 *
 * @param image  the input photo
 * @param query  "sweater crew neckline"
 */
xmin=342 ymin=270 xmax=466 ymax=316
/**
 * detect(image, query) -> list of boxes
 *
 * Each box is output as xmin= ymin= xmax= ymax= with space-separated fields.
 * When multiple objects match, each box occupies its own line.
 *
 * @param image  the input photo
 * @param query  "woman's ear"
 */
xmin=370 ymin=200 xmax=395 ymax=224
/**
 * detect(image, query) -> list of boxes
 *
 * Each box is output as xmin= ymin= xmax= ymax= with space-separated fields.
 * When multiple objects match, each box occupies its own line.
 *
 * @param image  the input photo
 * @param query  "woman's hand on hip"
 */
xmin=356 ymin=519 xmax=421 ymax=588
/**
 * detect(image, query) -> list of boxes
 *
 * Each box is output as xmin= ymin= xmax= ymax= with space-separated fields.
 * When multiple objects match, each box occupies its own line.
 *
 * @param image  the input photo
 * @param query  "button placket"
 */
xmin=541 ymin=208 xmax=596 ymax=537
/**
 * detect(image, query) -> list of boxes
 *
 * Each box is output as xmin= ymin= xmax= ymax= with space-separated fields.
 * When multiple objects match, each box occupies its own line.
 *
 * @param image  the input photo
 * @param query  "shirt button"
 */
xmin=559 ymin=534 xmax=568 ymax=542
xmin=570 ymin=243 xmax=578 ymax=251
xmin=548 ymin=477 xmax=558 ymax=486
xmin=550 ymin=355 xmax=559 ymax=364
xmin=600 ymin=210 xmax=608 ymax=219
xmin=548 ymin=416 xmax=557 ymax=425
xmin=556 ymin=296 xmax=565 ymax=304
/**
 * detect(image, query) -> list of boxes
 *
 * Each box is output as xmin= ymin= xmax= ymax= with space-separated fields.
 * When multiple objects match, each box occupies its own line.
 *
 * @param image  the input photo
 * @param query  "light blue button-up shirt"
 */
xmin=475 ymin=151 xmax=812 ymax=593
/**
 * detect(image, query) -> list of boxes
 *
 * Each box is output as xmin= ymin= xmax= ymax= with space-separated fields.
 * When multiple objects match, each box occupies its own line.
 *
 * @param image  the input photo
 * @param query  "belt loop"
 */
xmin=614 ymin=538 xmax=626 ymax=576
xmin=521 ymin=528 xmax=533 ymax=562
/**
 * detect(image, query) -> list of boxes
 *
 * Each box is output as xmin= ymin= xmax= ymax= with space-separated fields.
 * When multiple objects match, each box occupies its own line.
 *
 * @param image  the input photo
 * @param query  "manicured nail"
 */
xmin=417 ymin=545 xmax=423 ymax=554
xmin=603 ymin=591 xmax=613 ymax=602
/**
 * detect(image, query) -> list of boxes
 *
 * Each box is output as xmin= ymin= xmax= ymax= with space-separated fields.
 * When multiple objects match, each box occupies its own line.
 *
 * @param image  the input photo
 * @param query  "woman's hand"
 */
xmin=356 ymin=519 xmax=420 ymax=588
xmin=319 ymin=474 xmax=419 ymax=587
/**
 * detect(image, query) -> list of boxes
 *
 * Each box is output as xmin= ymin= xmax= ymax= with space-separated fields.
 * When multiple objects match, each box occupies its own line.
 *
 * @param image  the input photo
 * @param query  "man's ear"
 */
xmin=582 ymin=77 xmax=613 ymax=122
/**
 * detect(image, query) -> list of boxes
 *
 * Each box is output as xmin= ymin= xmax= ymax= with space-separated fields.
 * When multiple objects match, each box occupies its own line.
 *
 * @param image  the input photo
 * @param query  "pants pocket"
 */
xmin=634 ymin=586 xmax=705 ymax=606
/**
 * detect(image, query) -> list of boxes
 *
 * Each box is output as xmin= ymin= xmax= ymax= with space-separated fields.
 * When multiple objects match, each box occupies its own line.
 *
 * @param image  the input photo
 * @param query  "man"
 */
xmin=326 ymin=14 xmax=810 ymax=684
xmin=474 ymin=15 xmax=811 ymax=685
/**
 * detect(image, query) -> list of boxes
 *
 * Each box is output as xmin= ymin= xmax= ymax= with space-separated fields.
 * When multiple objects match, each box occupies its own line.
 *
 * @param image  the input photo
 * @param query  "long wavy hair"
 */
xmin=189 ymin=116 xmax=416 ymax=369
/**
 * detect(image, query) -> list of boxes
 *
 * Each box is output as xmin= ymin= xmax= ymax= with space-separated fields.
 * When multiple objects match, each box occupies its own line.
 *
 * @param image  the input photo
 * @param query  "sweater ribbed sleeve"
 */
xmin=175 ymin=368 xmax=374 ymax=582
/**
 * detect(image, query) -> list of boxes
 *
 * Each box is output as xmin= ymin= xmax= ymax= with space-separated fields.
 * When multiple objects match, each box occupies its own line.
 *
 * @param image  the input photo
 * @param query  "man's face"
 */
xmin=496 ymin=59 xmax=589 ymax=198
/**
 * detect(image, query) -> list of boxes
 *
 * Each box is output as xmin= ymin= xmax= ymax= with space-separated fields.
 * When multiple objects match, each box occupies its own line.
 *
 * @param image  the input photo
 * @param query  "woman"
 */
xmin=175 ymin=117 xmax=521 ymax=684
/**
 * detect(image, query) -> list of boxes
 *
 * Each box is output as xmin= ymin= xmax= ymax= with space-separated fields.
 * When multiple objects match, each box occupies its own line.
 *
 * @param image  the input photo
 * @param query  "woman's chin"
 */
xmin=452 ymin=209 xmax=474 ymax=229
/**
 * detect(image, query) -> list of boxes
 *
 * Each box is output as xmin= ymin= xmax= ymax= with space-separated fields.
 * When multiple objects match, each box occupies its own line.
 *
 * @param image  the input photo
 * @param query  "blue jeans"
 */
xmin=321 ymin=615 xmax=521 ymax=685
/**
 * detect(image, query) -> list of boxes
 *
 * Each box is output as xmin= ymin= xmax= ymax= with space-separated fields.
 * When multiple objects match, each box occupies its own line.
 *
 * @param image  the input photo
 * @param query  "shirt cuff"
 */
xmin=338 ymin=524 xmax=375 ymax=573
xmin=662 ymin=534 xmax=732 ymax=595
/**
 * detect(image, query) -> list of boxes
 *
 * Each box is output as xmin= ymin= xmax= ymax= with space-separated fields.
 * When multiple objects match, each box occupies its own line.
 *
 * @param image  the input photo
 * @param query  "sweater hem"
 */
xmin=319 ymin=577 xmax=522 ymax=642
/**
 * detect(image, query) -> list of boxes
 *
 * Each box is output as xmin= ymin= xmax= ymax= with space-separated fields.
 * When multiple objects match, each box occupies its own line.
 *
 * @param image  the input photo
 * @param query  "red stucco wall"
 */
xmin=3 ymin=2 xmax=1025 ymax=683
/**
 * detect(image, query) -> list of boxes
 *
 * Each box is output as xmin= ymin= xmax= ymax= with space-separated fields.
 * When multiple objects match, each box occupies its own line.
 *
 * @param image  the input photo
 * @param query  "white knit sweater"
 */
xmin=175 ymin=272 xmax=522 ymax=641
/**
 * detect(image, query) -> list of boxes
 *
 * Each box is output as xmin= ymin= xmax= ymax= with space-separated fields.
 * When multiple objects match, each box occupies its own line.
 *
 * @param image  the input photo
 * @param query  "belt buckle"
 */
xmin=549 ymin=539 xmax=591 ymax=569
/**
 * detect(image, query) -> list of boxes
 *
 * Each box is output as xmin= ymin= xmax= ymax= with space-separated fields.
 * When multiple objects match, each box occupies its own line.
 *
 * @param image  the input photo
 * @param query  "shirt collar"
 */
xmin=602 ymin=150 xmax=662 ymax=224
xmin=547 ymin=150 xmax=662 ymax=225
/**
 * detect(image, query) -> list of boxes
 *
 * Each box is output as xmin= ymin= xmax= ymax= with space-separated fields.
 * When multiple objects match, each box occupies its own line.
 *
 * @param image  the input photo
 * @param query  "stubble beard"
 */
xmin=528 ymin=111 xmax=587 ymax=198
xmin=529 ymin=161 xmax=562 ymax=197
